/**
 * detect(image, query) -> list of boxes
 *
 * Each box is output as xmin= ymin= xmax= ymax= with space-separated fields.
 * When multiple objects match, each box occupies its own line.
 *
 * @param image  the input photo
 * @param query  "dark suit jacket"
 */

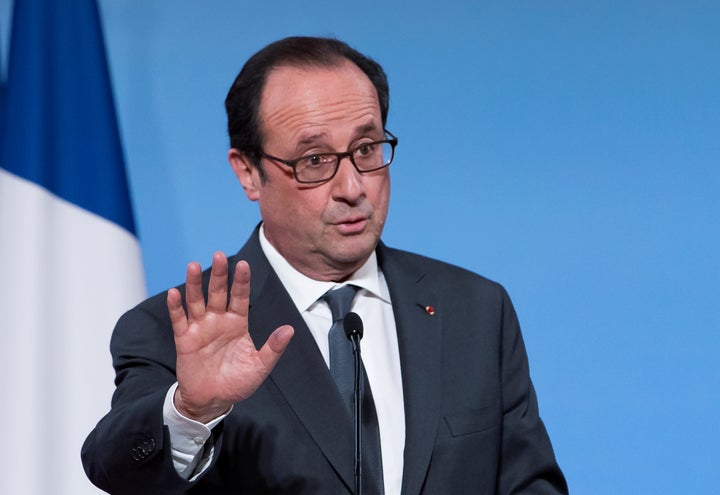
xmin=82 ymin=229 xmax=567 ymax=494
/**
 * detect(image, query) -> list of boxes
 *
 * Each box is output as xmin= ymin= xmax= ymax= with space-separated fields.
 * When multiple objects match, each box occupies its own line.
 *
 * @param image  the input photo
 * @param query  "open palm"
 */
xmin=167 ymin=253 xmax=294 ymax=423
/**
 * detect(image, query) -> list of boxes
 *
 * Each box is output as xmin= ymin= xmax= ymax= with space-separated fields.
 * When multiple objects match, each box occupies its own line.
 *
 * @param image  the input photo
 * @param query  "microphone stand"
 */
xmin=343 ymin=312 xmax=365 ymax=495
xmin=350 ymin=331 xmax=362 ymax=495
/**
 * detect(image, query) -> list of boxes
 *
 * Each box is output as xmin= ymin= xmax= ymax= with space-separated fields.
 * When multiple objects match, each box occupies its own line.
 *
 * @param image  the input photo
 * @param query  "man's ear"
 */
xmin=229 ymin=148 xmax=261 ymax=201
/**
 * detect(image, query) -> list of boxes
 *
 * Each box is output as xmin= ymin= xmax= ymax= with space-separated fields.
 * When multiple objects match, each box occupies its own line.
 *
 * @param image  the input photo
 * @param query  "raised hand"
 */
xmin=167 ymin=252 xmax=294 ymax=423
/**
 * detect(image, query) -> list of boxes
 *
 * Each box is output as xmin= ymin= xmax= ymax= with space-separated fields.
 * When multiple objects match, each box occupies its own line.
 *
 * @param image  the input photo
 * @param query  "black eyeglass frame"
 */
xmin=255 ymin=129 xmax=398 ymax=184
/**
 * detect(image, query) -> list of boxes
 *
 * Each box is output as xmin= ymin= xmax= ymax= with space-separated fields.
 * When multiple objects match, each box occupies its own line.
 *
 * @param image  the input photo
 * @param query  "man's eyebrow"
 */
xmin=354 ymin=122 xmax=380 ymax=137
xmin=293 ymin=122 xmax=381 ymax=151
xmin=296 ymin=133 xmax=329 ymax=147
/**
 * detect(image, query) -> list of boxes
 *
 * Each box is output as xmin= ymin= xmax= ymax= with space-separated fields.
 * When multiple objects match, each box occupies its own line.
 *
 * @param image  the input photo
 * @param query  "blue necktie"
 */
xmin=324 ymin=284 xmax=360 ymax=410
xmin=322 ymin=285 xmax=384 ymax=494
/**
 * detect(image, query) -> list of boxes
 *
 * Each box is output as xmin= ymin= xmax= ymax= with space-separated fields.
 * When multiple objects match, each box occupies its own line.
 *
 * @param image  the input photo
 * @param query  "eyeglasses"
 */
xmin=257 ymin=130 xmax=398 ymax=184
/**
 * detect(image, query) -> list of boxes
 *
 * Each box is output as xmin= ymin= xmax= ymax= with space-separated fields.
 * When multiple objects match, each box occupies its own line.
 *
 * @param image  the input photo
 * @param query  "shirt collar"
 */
xmin=258 ymin=224 xmax=389 ymax=313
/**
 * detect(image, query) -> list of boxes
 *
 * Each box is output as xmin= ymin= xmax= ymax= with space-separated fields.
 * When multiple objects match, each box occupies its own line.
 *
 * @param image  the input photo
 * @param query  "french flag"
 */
xmin=0 ymin=1 xmax=146 ymax=493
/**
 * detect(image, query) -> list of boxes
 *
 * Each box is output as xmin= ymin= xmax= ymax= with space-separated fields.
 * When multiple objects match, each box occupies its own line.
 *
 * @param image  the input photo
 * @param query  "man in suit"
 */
xmin=82 ymin=36 xmax=568 ymax=494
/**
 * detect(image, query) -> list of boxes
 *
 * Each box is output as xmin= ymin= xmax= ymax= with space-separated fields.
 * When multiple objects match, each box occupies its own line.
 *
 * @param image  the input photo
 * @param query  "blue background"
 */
xmin=2 ymin=1 xmax=718 ymax=493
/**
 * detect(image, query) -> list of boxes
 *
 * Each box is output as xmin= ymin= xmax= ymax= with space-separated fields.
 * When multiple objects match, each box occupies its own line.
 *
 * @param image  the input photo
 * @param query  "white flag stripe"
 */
xmin=0 ymin=168 xmax=145 ymax=493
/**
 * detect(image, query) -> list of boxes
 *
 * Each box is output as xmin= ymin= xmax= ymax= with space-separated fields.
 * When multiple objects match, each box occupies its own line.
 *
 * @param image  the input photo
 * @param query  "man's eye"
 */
xmin=300 ymin=155 xmax=328 ymax=168
xmin=355 ymin=143 xmax=376 ymax=157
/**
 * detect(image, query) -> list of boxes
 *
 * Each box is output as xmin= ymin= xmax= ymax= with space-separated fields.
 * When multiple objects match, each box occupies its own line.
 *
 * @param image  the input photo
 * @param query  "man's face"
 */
xmin=231 ymin=61 xmax=390 ymax=281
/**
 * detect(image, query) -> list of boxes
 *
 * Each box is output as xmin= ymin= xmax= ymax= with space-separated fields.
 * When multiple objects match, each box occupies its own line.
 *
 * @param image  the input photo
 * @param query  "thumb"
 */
xmin=258 ymin=325 xmax=294 ymax=370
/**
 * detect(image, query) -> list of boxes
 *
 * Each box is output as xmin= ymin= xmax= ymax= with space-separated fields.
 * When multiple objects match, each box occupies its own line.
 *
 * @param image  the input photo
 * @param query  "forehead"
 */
xmin=258 ymin=61 xmax=381 ymax=147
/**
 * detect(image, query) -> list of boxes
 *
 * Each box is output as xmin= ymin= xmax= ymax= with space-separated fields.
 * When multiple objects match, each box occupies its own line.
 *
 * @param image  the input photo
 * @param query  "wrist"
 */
xmin=173 ymin=387 xmax=231 ymax=424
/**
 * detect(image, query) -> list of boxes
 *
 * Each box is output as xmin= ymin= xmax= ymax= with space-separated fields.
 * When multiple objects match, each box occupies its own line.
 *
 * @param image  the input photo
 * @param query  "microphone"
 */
xmin=343 ymin=311 xmax=364 ymax=495
xmin=343 ymin=311 xmax=364 ymax=342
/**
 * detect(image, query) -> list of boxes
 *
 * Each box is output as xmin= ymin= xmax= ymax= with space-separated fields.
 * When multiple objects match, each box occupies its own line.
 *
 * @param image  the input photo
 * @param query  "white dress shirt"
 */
xmin=165 ymin=226 xmax=405 ymax=493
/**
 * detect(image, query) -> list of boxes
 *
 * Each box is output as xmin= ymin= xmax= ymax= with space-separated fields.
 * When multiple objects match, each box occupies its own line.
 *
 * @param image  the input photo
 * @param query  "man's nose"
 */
xmin=330 ymin=156 xmax=364 ymax=201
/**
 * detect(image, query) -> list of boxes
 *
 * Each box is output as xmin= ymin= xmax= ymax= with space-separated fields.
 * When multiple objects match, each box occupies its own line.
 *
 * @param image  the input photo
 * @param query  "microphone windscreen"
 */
xmin=343 ymin=312 xmax=364 ymax=340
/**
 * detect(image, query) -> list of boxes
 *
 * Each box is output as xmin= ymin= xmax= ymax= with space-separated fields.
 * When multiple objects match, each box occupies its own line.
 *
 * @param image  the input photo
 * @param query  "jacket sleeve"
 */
xmin=81 ymin=295 xmax=221 ymax=494
xmin=496 ymin=287 xmax=569 ymax=494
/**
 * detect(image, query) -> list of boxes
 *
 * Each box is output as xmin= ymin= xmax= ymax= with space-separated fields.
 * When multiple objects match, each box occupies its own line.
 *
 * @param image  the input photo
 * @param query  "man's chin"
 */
xmin=327 ymin=237 xmax=378 ymax=266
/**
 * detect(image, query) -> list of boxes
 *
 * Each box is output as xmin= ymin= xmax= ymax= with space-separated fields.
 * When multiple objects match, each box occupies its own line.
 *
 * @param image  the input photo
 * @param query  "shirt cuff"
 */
xmin=163 ymin=382 xmax=231 ymax=480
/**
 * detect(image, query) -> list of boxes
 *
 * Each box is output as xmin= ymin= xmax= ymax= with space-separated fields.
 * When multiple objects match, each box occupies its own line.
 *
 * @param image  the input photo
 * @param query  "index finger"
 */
xmin=227 ymin=260 xmax=251 ymax=317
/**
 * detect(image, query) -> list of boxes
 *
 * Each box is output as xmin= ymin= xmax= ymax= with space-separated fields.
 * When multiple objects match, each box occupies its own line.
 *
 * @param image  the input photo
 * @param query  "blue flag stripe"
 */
xmin=0 ymin=21 xmax=5 ymax=146
xmin=0 ymin=0 xmax=136 ymax=235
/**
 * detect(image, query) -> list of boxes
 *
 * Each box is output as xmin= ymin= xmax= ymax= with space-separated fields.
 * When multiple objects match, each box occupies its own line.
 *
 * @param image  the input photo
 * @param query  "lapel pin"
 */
xmin=424 ymin=305 xmax=435 ymax=316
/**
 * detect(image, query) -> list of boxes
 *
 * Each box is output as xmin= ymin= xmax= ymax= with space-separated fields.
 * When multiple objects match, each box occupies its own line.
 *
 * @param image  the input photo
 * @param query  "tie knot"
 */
xmin=322 ymin=284 xmax=359 ymax=322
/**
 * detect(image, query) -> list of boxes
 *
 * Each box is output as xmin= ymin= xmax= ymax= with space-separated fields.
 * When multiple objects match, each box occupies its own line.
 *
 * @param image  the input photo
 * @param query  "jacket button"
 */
xmin=131 ymin=437 xmax=155 ymax=462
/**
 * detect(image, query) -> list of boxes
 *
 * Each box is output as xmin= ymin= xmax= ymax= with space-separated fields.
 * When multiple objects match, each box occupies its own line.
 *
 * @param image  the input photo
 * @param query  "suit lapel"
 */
xmin=234 ymin=231 xmax=355 ymax=491
xmin=377 ymin=244 xmax=443 ymax=495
